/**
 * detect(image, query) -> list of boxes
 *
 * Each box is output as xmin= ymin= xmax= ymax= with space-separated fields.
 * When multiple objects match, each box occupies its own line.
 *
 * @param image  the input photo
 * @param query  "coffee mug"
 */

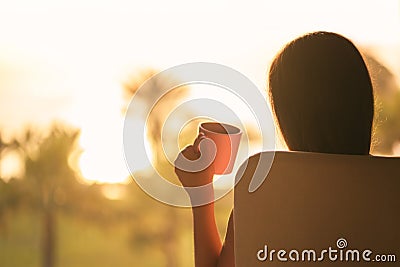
xmin=194 ymin=122 xmax=242 ymax=174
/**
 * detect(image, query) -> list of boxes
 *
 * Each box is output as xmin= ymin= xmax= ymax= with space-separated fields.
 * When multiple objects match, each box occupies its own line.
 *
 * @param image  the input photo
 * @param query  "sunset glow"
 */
xmin=0 ymin=0 xmax=399 ymax=183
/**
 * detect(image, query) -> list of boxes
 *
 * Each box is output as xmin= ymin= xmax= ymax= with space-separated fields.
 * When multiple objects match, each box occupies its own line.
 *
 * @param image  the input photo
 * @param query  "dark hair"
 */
xmin=268 ymin=31 xmax=374 ymax=155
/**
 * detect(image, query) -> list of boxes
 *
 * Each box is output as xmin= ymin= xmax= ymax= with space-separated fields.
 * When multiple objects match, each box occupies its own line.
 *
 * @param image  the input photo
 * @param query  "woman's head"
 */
xmin=268 ymin=31 xmax=374 ymax=155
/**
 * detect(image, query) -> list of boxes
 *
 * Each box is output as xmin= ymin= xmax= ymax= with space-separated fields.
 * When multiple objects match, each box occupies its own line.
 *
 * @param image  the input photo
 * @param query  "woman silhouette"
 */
xmin=175 ymin=31 xmax=374 ymax=267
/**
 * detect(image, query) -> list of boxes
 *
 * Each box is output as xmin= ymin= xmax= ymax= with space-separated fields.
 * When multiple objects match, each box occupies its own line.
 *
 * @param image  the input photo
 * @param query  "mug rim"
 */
xmin=200 ymin=122 xmax=242 ymax=135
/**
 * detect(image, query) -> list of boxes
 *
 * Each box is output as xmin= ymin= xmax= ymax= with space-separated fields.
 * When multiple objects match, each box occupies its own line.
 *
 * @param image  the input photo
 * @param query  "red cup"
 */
xmin=194 ymin=122 xmax=242 ymax=174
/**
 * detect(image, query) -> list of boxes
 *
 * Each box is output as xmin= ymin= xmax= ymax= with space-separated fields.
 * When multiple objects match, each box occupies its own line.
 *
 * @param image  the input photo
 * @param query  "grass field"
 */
xmin=0 ymin=191 xmax=233 ymax=267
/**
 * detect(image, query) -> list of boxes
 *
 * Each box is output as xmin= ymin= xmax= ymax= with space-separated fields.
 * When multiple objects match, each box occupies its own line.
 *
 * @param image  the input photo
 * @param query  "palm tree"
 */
xmin=20 ymin=125 xmax=80 ymax=267
xmin=123 ymin=69 xmax=190 ymax=267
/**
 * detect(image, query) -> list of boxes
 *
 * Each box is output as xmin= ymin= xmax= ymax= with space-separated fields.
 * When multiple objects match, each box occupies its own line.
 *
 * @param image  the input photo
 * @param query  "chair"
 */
xmin=234 ymin=151 xmax=400 ymax=266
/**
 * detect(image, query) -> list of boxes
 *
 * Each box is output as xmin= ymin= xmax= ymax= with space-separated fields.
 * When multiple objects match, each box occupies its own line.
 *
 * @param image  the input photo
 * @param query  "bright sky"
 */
xmin=0 ymin=0 xmax=399 ymax=183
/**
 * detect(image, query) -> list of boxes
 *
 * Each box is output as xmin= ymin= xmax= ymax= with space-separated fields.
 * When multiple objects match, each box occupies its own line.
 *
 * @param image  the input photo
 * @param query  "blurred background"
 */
xmin=0 ymin=1 xmax=399 ymax=266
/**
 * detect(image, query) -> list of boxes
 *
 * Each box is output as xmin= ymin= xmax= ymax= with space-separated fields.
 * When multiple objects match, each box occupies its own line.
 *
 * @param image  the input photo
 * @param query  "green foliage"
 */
xmin=365 ymin=53 xmax=400 ymax=155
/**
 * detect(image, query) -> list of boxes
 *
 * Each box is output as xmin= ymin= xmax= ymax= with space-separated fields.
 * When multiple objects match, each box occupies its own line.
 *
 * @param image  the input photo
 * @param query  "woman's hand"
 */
xmin=174 ymin=135 xmax=216 ymax=190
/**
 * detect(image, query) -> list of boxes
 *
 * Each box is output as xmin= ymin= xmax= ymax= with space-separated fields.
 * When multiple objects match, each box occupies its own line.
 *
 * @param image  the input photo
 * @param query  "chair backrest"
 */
xmin=234 ymin=151 xmax=400 ymax=266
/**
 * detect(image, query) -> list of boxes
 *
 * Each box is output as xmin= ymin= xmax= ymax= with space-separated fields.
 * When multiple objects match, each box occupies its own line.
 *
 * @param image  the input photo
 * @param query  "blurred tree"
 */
xmin=1 ymin=123 xmax=152 ymax=266
xmin=123 ymin=69 xmax=189 ymax=267
xmin=364 ymin=53 xmax=400 ymax=155
xmin=123 ymin=69 xmax=188 ymax=169
xmin=18 ymin=125 xmax=80 ymax=267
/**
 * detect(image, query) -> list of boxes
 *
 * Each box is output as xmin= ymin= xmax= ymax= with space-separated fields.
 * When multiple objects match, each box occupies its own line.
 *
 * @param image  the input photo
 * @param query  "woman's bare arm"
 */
xmin=192 ymin=201 xmax=222 ymax=267
xmin=218 ymin=211 xmax=235 ymax=267
xmin=175 ymin=144 xmax=235 ymax=267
